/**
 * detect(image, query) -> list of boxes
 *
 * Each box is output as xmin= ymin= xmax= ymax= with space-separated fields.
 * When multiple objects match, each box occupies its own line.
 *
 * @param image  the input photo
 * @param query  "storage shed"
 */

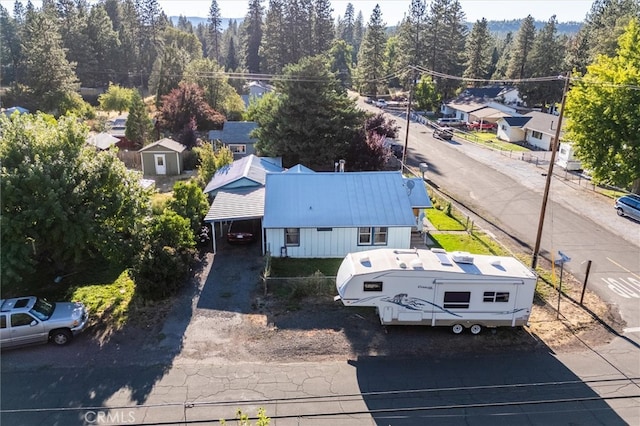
xmin=139 ymin=138 xmax=187 ymax=176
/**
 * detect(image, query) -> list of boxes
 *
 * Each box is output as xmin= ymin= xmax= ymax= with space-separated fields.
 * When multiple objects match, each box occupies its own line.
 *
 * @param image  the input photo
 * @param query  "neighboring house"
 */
xmin=86 ymin=132 xmax=119 ymax=150
xmin=139 ymin=138 xmax=187 ymax=176
xmin=208 ymin=121 xmax=259 ymax=159
xmin=442 ymin=97 xmax=518 ymax=124
xmin=521 ymin=111 xmax=564 ymax=151
xmin=203 ymin=154 xmax=284 ymax=197
xmin=2 ymin=106 xmax=29 ymax=116
xmin=262 ymin=171 xmax=432 ymax=258
xmin=284 ymin=164 xmax=315 ymax=173
xmin=496 ymin=116 xmax=532 ymax=142
xmin=105 ymin=113 xmax=137 ymax=150
xmin=241 ymin=81 xmax=274 ymax=108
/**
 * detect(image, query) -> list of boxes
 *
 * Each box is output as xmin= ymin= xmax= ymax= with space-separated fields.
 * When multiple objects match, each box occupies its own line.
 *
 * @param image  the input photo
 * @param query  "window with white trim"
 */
xmin=531 ymin=131 xmax=543 ymax=139
xmin=358 ymin=227 xmax=388 ymax=245
xmin=285 ymin=228 xmax=300 ymax=246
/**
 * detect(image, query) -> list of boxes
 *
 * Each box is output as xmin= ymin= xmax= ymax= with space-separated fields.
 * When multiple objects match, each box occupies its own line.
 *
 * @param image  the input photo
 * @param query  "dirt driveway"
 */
xmin=168 ymin=241 xmax=623 ymax=366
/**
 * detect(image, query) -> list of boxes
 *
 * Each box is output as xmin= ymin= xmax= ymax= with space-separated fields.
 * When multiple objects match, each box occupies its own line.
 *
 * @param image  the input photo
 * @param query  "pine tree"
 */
xmin=126 ymin=90 xmax=154 ymax=149
xmin=207 ymin=0 xmax=223 ymax=62
xmin=518 ymin=16 xmax=565 ymax=110
xmin=506 ymin=15 xmax=536 ymax=80
xmin=463 ymin=18 xmax=493 ymax=85
xmin=313 ymin=0 xmax=334 ymax=54
xmin=241 ymin=0 xmax=264 ymax=73
xmin=338 ymin=2 xmax=355 ymax=45
xmin=21 ymin=10 xmax=79 ymax=112
xmin=395 ymin=0 xmax=428 ymax=88
xmin=261 ymin=0 xmax=287 ymax=74
xmin=355 ymin=4 xmax=387 ymax=97
xmin=583 ymin=0 xmax=640 ymax=60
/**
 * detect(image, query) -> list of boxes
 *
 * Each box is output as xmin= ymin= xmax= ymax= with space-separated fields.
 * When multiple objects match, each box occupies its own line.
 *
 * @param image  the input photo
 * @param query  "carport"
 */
xmin=203 ymin=187 xmax=265 ymax=253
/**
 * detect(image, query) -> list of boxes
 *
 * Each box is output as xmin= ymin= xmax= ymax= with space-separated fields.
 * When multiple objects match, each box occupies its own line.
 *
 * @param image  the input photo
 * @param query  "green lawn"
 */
xmin=428 ymin=232 xmax=508 ymax=256
xmin=457 ymin=131 xmax=530 ymax=152
xmin=426 ymin=207 xmax=467 ymax=231
xmin=270 ymin=257 xmax=343 ymax=277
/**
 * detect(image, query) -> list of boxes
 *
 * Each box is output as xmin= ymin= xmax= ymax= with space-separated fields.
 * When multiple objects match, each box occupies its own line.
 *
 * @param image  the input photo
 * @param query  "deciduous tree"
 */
xmin=565 ymin=19 xmax=640 ymax=193
xmin=157 ymin=82 xmax=225 ymax=133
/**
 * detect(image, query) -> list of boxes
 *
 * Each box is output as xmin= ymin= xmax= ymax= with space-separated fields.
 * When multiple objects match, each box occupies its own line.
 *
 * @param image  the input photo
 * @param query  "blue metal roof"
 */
xmin=263 ymin=172 xmax=418 ymax=228
xmin=203 ymin=154 xmax=283 ymax=195
xmin=208 ymin=121 xmax=258 ymax=144
xmin=404 ymin=178 xmax=433 ymax=209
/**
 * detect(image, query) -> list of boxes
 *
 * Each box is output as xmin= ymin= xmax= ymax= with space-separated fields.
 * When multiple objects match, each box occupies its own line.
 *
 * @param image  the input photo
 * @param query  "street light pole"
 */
xmin=531 ymin=72 xmax=571 ymax=269
xmin=402 ymin=69 xmax=416 ymax=166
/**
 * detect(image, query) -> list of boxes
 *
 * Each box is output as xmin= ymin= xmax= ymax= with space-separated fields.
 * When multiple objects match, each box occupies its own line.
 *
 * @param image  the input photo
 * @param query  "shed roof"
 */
xmin=204 ymin=187 xmax=265 ymax=222
xmin=285 ymin=164 xmax=315 ymax=173
xmin=86 ymin=132 xmax=119 ymax=150
xmin=139 ymin=138 xmax=187 ymax=153
xmin=203 ymin=154 xmax=283 ymax=194
xmin=263 ymin=172 xmax=418 ymax=228
xmin=208 ymin=121 xmax=259 ymax=144
xmin=445 ymin=98 xmax=488 ymax=113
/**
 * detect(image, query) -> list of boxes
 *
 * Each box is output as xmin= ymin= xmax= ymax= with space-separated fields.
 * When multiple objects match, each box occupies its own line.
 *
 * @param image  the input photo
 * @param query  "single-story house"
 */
xmin=86 ymin=132 xmax=119 ymax=150
xmin=521 ymin=111 xmax=565 ymax=151
xmin=208 ymin=121 xmax=259 ymax=159
xmin=2 ymin=106 xmax=29 ymax=116
xmin=139 ymin=138 xmax=187 ymax=176
xmin=496 ymin=116 xmax=532 ymax=142
xmin=442 ymin=97 xmax=518 ymax=124
xmin=203 ymin=154 xmax=284 ymax=197
xmin=262 ymin=171 xmax=432 ymax=258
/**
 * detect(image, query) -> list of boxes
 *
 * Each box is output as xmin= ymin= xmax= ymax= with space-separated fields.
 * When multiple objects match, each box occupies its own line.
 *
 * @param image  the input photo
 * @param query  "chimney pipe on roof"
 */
xmin=339 ymin=159 xmax=345 ymax=173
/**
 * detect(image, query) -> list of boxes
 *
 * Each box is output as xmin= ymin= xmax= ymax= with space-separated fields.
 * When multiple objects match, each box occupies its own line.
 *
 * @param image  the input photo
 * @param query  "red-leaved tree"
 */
xmin=157 ymin=83 xmax=225 ymax=134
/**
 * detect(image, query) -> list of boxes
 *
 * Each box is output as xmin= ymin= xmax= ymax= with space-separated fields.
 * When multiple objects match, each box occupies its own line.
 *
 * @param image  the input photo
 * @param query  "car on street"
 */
xmin=466 ymin=121 xmax=497 ymax=131
xmin=0 ymin=296 xmax=89 ymax=349
xmin=434 ymin=127 xmax=454 ymax=140
xmin=375 ymin=99 xmax=387 ymax=108
xmin=615 ymin=194 xmax=640 ymax=221
xmin=227 ymin=219 xmax=259 ymax=243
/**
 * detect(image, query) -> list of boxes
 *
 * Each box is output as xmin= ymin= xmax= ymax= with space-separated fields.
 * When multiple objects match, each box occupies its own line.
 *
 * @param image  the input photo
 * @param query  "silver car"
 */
xmin=615 ymin=194 xmax=640 ymax=222
xmin=0 ymin=296 xmax=89 ymax=349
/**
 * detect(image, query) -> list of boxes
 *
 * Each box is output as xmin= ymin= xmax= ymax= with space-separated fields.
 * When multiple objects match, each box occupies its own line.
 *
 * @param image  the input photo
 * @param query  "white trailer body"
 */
xmin=335 ymin=248 xmax=538 ymax=333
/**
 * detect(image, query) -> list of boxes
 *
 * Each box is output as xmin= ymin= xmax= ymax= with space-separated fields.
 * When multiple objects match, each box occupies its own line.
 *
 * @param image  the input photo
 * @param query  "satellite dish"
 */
xmin=405 ymin=179 xmax=415 ymax=195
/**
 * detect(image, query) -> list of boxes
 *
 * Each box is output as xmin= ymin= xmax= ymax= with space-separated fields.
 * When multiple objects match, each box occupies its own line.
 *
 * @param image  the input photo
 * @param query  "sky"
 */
xmin=1 ymin=0 xmax=595 ymax=23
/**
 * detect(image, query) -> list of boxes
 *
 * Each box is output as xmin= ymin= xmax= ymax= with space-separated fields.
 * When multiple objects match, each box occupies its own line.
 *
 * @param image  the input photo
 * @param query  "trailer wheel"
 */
xmin=452 ymin=324 xmax=464 ymax=334
xmin=470 ymin=324 xmax=482 ymax=335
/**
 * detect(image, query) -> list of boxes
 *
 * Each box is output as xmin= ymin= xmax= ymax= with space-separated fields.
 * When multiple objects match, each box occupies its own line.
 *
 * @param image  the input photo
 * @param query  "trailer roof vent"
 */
xmin=359 ymin=256 xmax=371 ymax=266
xmin=432 ymin=249 xmax=453 ymax=266
xmin=410 ymin=259 xmax=424 ymax=269
xmin=491 ymin=259 xmax=502 ymax=268
xmin=452 ymin=252 xmax=474 ymax=264
xmin=396 ymin=257 xmax=407 ymax=269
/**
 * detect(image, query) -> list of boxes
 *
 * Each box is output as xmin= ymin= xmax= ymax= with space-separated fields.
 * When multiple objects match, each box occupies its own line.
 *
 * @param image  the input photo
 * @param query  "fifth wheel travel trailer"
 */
xmin=334 ymin=248 xmax=538 ymax=334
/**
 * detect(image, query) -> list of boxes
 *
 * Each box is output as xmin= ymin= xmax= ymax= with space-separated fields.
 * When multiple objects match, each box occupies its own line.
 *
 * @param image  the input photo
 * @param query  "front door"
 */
xmin=154 ymin=154 xmax=167 ymax=175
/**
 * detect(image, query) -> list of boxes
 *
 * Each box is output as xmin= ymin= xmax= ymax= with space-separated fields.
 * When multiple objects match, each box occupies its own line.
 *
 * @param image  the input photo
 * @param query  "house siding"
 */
xmin=141 ymin=150 xmax=181 ymax=175
xmin=265 ymin=227 xmax=412 ymax=258
xmin=525 ymin=131 xmax=553 ymax=150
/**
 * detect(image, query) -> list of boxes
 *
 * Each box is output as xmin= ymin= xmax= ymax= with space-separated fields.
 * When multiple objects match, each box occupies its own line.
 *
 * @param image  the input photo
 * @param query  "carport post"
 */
xmin=580 ymin=260 xmax=592 ymax=306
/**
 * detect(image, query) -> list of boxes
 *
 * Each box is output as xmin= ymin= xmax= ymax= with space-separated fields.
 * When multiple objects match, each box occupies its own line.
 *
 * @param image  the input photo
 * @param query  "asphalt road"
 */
xmin=380 ymin=105 xmax=640 ymax=347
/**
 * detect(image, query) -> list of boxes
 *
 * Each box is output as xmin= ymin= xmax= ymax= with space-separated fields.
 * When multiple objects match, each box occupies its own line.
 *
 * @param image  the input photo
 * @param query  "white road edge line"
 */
xmin=623 ymin=327 xmax=640 ymax=333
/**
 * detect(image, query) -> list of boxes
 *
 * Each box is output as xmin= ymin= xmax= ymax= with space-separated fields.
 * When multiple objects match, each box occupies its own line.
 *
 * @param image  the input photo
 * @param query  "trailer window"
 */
xmin=443 ymin=292 xmax=470 ymax=309
xmin=363 ymin=281 xmax=383 ymax=292
xmin=483 ymin=292 xmax=510 ymax=303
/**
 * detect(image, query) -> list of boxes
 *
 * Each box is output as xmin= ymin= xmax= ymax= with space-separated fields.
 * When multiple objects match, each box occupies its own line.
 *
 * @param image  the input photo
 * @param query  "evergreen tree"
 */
xmin=126 ymin=90 xmax=153 ymax=149
xmin=176 ymin=15 xmax=193 ymax=33
xmin=249 ymin=56 xmax=365 ymax=169
xmin=207 ymin=0 xmax=223 ymax=62
xmin=241 ymin=0 xmax=264 ymax=73
xmin=328 ymin=39 xmax=353 ymax=87
xmin=563 ymin=29 xmax=591 ymax=75
xmin=565 ymin=19 xmax=640 ymax=193
xmin=583 ymin=0 xmax=640 ymax=61
xmin=85 ymin=3 xmax=121 ymax=87
xmin=261 ymin=0 xmax=288 ymax=74
xmin=338 ymin=2 xmax=355 ymax=45
xmin=506 ymin=15 xmax=536 ymax=79
xmin=0 ymin=4 xmax=22 ymax=84
xmin=355 ymin=4 xmax=387 ymax=97
xmin=313 ymin=0 xmax=334 ymax=54
xmin=352 ymin=11 xmax=364 ymax=64
xmin=491 ymin=32 xmax=512 ymax=79
xmin=395 ymin=0 xmax=428 ymax=88
xmin=518 ymin=16 xmax=565 ymax=110
xmin=21 ymin=10 xmax=79 ymax=112
xmin=463 ymin=18 xmax=492 ymax=85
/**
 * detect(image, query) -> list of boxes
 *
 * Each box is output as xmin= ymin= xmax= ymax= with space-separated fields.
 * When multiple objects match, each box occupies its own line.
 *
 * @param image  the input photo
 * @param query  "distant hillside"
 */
xmin=484 ymin=19 xmax=583 ymax=36
xmin=169 ymin=16 xmax=243 ymax=29
xmin=172 ymin=16 xmax=581 ymax=36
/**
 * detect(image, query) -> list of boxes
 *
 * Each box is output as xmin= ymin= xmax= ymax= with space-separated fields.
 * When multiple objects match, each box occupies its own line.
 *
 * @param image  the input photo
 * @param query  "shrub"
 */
xmin=131 ymin=245 xmax=193 ymax=300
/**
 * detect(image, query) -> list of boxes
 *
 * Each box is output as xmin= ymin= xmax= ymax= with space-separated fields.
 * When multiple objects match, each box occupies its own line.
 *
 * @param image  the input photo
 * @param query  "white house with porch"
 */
xmin=262 ymin=171 xmax=432 ymax=258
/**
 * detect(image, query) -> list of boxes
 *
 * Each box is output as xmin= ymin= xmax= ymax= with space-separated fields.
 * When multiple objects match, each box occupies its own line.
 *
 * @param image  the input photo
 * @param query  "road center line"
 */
xmin=607 ymin=257 xmax=640 ymax=279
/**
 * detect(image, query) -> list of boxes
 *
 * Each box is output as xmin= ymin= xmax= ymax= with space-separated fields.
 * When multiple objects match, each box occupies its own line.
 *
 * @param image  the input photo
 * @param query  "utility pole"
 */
xmin=531 ymin=72 xmax=571 ymax=269
xmin=402 ymin=68 xmax=416 ymax=166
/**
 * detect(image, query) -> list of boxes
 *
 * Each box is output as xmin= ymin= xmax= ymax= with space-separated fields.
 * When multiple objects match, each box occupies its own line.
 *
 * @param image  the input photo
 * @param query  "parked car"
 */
xmin=375 ymin=99 xmax=387 ymax=108
xmin=615 ymin=194 xmax=640 ymax=222
xmin=434 ymin=127 xmax=454 ymax=140
xmin=363 ymin=97 xmax=374 ymax=104
xmin=466 ymin=121 xmax=497 ymax=131
xmin=0 ymin=296 xmax=89 ymax=349
xmin=384 ymin=138 xmax=404 ymax=159
xmin=436 ymin=117 xmax=465 ymax=127
xmin=227 ymin=219 xmax=259 ymax=243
